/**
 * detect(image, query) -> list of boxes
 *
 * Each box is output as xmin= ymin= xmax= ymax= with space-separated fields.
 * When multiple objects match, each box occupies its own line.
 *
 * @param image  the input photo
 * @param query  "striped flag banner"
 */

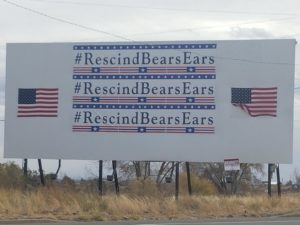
xmin=231 ymin=87 xmax=277 ymax=117
xmin=72 ymin=125 xmax=215 ymax=134
xmin=17 ymin=88 xmax=59 ymax=117
xmin=73 ymin=66 xmax=216 ymax=74
xmin=72 ymin=96 xmax=215 ymax=104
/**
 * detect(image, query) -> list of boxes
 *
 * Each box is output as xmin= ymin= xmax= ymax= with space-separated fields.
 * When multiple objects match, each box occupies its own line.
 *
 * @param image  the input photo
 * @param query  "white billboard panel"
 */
xmin=4 ymin=40 xmax=296 ymax=163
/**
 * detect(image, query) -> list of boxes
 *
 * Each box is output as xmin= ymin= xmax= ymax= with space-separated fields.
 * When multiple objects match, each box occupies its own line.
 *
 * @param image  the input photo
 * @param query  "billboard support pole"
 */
xmin=38 ymin=159 xmax=45 ymax=186
xmin=186 ymin=162 xmax=192 ymax=195
xmin=268 ymin=163 xmax=272 ymax=197
xmin=175 ymin=162 xmax=179 ymax=200
xmin=112 ymin=160 xmax=120 ymax=195
xmin=23 ymin=159 xmax=28 ymax=177
xmin=55 ymin=159 xmax=61 ymax=178
xmin=276 ymin=164 xmax=281 ymax=197
xmin=98 ymin=160 xmax=103 ymax=196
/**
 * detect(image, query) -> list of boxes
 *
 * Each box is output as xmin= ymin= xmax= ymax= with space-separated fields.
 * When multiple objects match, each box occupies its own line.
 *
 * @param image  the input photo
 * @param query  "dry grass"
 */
xmin=1 ymin=186 xmax=300 ymax=221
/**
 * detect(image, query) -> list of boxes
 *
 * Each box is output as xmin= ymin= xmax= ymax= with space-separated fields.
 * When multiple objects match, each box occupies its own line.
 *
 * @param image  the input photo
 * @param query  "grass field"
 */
xmin=0 ymin=186 xmax=300 ymax=221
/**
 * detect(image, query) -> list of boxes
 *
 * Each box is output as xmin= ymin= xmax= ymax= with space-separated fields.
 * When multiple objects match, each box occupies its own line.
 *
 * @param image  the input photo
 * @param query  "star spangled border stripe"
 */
xmin=73 ymin=66 xmax=216 ymax=74
xmin=73 ymin=96 xmax=215 ymax=104
xmin=72 ymin=125 xmax=215 ymax=134
xmin=73 ymin=44 xmax=217 ymax=50
xmin=73 ymin=104 xmax=215 ymax=110
xmin=73 ymin=74 xmax=216 ymax=80
xmin=73 ymin=66 xmax=216 ymax=70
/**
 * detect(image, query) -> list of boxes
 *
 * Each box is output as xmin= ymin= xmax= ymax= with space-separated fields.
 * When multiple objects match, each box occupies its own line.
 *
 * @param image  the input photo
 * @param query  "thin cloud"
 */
xmin=230 ymin=27 xmax=274 ymax=39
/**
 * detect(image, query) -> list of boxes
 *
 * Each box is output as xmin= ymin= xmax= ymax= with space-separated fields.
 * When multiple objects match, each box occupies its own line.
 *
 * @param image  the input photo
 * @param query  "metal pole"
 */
xmin=268 ymin=163 xmax=272 ymax=197
xmin=98 ymin=160 xmax=103 ymax=196
xmin=55 ymin=159 xmax=61 ymax=177
xmin=148 ymin=161 xmax=151 ymax=176
xmin=112 ymin=160 xmax=120 ymax=195
xmin=276 ymin=164 xmax=281 ymax=197
xmin=23 ymin=159 xmax=28 ymax=176
xmin=38 ymin=159 xmax=45 ymax=186
xmin=175 ymin=162 xmax=179 ymax=200
xmin=186 ymin=162 xmax=192 ymax=195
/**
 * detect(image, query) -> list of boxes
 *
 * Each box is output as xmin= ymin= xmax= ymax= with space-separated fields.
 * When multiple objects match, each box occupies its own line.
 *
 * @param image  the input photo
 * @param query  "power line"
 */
xmin=12 ymin=0 xmax=298 ymax=40
xmin=15 ymin=0 xmax=300 ymax=16
xmin=2 ymin=0 xmax=299 ymax=67
xmin=2 ymin=0 xmax=133 ymax=42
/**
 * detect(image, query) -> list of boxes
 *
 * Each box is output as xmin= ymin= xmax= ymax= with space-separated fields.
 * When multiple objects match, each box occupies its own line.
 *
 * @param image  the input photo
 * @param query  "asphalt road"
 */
xmin=1 ymin=217 xmax=300 ymax=225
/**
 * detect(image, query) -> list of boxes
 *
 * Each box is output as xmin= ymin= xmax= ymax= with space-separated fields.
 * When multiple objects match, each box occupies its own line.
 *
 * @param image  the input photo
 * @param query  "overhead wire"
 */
xmin=2 ymin=0 xmax=300 ymax=67
xmin=3 ymin=0 xmax=298 ymax=39
xmin=5 ymin=0 xmax=300 ymax=41
xmin=0 ymin=2 xmax=298 ymax=127
xmin=2 ymin=0 xmax=134 ymax=42
xmin=13 ymin=0 xmax=300 ymax=16
xmin=11 ymin=0 xmax=300 ymax=38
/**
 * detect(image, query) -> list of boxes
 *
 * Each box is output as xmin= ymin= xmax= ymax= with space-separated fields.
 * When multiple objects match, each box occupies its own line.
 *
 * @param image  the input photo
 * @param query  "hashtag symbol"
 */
xmin=74 ymin=112 xmax=81 ymax=123
xmin=74 ymin=82 xmax=81 ymax=94
xmin=75 ymin=53 xmax=82 ymax=64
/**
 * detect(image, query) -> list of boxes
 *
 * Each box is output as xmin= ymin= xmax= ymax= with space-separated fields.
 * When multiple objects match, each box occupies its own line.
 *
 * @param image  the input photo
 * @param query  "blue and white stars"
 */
xmin=138 ymin=97 xmax=147 ymax=103
xmin=91 ymin=67 xmax=100 ymax=73
xmin=72 ymin=42 xmax=216 ymax=135
xmin=139 ymin=67 xmax=147 ymax=73
xmin=186 ymin=127 xmax=195 ymax=133
xmin=73 ymin=44 xmax=217 ymax=50
xmin=186 ymin=97 xmax=195 ymax=103
xmin=73 ymin=104 xmax=215 ymax=110
xmin=91 ymin=97 xmax=100 ymax=102
xmin=72 ymin=125 xmax=214 ymax=134
xmin=73 ymin=74 xmax=216 ymax=80
xmin=91 ymin=126 xmax=100 ymax=132
xmin=187 ymin=67 xmax=196 ymax=72
xmin=138 ymin=127 xmax=146 ymax=133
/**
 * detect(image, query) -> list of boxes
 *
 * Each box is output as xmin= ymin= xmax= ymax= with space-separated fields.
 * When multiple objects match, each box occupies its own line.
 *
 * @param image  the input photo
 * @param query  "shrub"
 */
xmin=126 ymin=179 xmax=161 ymax=197
xmin=0 ymin=162 xmax=26 ymax=189
xmin=179 ymin=173 xmax=217 ymax=195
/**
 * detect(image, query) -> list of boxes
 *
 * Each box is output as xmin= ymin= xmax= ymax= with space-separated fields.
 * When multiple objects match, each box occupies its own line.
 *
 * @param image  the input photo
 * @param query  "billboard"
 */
xmin=5 ymin=40 xmax=296 ymax=163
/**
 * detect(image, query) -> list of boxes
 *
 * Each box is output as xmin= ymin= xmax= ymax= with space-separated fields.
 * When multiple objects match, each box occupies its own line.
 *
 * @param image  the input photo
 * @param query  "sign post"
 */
xmin=23 ymin=159 xmax=28 ymax=176
xmin=268 ymin=163 xmax=273 ymax=197
xmin=112 ymin=160 xmax=120 ymax=195
xmin=276 ymin=164 xmax=281 ymax=197
xmin=98 ymin=160 xmax=103 ymax=196
xmin=175 ymin=162 xmax=179 ymax=200
xmin=38 ymin=159 xmax=45 ymax=186
xmin=186 ymin=162 xmax=192 ymax=195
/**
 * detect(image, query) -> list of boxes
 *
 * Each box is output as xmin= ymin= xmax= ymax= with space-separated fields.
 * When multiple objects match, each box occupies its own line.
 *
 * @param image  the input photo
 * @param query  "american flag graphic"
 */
xmin=231 ymin=87 xmax=277 ymax=117
xmin=17 ymin=88 xmax=59 ymax=117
